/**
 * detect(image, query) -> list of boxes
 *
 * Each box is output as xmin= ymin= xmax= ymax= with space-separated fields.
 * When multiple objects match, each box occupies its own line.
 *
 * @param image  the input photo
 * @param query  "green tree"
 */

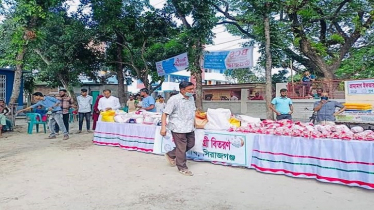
xmin=29 ymin=9 xmax=103 ymax=97
xmin=91 ymin=0 xmax=152 ymax=104
xmin=168 ymin=0 xmax=217 ymax=110
xmin=118 ymin=8 xmax=183 ymax=93
xmin=224 ymin=68 xmax=262 ymax=83
xmin=214 ymin=0 xmax=281 ymax=119
xmin=0 ymin=0 xmax=63 ymax=105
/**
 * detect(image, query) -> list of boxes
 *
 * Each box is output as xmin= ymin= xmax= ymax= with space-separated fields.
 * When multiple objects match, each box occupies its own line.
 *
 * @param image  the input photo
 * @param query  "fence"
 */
xmin=287 ymin=80 xmax=345 ymax=99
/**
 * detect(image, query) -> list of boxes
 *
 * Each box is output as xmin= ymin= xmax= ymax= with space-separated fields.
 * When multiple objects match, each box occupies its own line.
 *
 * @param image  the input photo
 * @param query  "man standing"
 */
xmin=126 ymin=95 xmax=136 ymax=113
xmin=137 ymin=88 xmax=156 ymax=112
xmin=98 ymin=89 xmax=121 ymax=112
xmin=17 ymin=92 xmax=69 ymax=140
xmin=251 ymin=92 xmax=264 ymax=100
xmin=155 ymin=96 xmax=166 ymax=113
xmin=55 ymin=89 xmax=73 ymax=134
xmin=313 ymin=92 xmax=346 ymax=125
xmin=230 ymin=93 xmax=239 ymax=101
xmin=313 ymin=88 xmax=323 ymax=99
xmin=160 ymin=81 xmax=196 ymax=176
xmin=269 ymin=88 xmax=294 ymax=120
xmin=76 ymin=89 xmax=93 ymax=133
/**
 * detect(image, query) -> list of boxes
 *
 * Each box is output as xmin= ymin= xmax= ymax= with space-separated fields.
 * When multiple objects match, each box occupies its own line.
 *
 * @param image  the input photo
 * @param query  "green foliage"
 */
xmin=336 ymin=46 xmax=374 ymax=79
xmin=224 ymin=67 xmax=265 ymax=83
xmin=272 ymin=69 xmax=289 ymax=84
xmin=23 ymin=72 xmax=35 ymax=94
xmin=28 ymin=10 xmax=103 ymax=87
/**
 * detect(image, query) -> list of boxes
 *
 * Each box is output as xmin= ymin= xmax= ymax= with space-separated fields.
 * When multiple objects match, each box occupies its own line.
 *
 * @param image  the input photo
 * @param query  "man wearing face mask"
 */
xmin=313 ymin=92 xmax=346 ymax=125
xmin=137 ymin=88 xmax=156 ymax=112
xmin=269 ymin=89 xmax=294 ymax=120
xmin=160 ymin=81 xmax=196 ymax=176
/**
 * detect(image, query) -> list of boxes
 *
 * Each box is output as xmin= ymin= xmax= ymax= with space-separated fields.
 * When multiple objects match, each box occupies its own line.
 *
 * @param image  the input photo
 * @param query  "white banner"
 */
xmin=347 ymin=79 xmax=374 ymax=95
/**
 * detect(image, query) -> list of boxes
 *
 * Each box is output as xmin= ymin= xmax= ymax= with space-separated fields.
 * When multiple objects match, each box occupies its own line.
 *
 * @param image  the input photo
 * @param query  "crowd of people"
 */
xmin=13 ymin=87 xmax=171 ymax=140
xmin=7 ymin=79 xmax=347 ymax=177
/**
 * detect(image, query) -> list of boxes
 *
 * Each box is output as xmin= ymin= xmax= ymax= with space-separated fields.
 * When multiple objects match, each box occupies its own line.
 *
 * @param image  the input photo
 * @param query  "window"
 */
xmin=0 ymin=75 xmax=5 ymax=100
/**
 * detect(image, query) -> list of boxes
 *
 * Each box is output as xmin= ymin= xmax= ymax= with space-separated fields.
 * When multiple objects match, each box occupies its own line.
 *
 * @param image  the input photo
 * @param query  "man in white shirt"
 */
xmin=76 ymin=89 xmax=93 ymax=133
xmin=98 ymin=89 xmax=121 ymax=112
xmin=155 ymin=96 xmax=166 ymax=113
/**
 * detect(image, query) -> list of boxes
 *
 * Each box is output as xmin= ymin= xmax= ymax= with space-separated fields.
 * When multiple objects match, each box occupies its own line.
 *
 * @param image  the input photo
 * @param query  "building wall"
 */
xmin=74 ymin=84 xmax=122 ymax=98
xmin=0 ymin=70 xmax=24 ymax=106
xmin=34 ymin=85 xmax=59 ymax=96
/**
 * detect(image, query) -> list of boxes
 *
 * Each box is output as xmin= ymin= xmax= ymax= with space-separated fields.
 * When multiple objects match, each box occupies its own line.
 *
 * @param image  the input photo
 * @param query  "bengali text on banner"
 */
xmin=203 ymin=47 xmax=254 ymax=70
xmin=156 ymin=52 xmax=189 ymax=76
xmin=347 ymin=79 xmax=374 ymax=95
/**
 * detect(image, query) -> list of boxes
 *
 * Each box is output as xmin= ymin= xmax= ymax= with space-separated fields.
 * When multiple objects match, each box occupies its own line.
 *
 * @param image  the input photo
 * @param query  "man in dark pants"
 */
xmin=76 ymin=89 xmax=93 ymax=133
xmin=269 ymin=88 xmax=294 ymax=120
xmin=160 ymin=81 xmax=196 ymax=176
xmin=55 ymin=89 xmax=73 ymax=134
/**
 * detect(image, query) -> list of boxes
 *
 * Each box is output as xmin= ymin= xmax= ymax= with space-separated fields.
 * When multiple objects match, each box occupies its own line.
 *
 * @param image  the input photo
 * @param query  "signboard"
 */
xmin=336 ymin=114 xmax=374 ymax=123
xmin=347 ymin=79 xmax=374 ymax=95
xmin=159 ymin=130 xmax=249 ymax=166
xmin=203 ymin=47 xmax=254 ymax=70
xmin=156 ymin=53 xmax=189 ymax=76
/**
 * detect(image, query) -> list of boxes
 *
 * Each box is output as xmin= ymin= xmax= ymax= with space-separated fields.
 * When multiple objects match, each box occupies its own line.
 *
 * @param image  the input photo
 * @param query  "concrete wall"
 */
xmin=73 ymin=84 xmax=127 ymax=98
xmin=203 ymin=99 xmax=346 ymax=122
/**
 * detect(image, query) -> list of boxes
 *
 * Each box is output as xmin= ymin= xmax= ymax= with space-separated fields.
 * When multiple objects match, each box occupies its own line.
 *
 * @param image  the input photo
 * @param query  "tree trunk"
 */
xmin=264 ymin=14 xmax=274 ymax=120
xmin=194 ymin=69 xmax=203 ymax=110
xmin=193 ymin=47 xmax=203 ymax=110
xmin=9 ymin=45 xmax=26 ymax=106
xmin=116 ymin=34 xmax=126 ymax=106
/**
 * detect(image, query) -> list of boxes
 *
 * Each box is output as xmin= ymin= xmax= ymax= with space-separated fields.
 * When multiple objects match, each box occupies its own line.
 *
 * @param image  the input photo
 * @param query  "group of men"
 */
xmin=126 ymin=88 xmax=166 ymax=113
xmin=14 ymin=81 xmax=346 ymax=177
xmin=17 ymin=89 xmax=94 ymax=140
xmin=269 ymin=88 xmax=346 ymax=125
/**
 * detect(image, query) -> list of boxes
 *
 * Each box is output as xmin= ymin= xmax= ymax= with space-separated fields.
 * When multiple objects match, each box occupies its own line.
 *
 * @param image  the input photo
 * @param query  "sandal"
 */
xmin=165 ymin=153 xmax=176 ymax=167
xmin=179 ymin=169 xmax=193 ymax=176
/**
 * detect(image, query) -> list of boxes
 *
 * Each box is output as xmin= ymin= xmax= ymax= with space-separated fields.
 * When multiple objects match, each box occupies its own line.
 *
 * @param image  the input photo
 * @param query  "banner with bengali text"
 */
xmin=156 ymin=53 xmax=189 ymax=76
xmin=347 ymin=79 xmax=374 ymax=95
xmin=203 ymin=47 xmax=254 ymax=70
xmin=158 ymin=129 xmax=253 ymax=167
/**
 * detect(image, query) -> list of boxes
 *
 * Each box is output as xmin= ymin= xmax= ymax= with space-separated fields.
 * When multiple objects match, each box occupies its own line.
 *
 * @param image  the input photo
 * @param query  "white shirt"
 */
xmin=98 ymin=96 xmax=121 ymax=111
xmin=231 ymin=96 xmax=238 ymax=101
xmin=155 ymin=102 xmax=165 ymax=113
xmin=77 ymin=95 xmax=93 ymax=113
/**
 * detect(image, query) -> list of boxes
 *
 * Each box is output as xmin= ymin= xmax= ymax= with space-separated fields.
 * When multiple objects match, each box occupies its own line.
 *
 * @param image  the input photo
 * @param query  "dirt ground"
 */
xmin=0 ymin=120 xmax=373 ymax=210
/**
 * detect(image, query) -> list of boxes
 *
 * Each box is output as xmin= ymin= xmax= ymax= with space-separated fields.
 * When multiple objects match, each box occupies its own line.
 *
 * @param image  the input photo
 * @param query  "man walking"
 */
xmin=269 ymin=88 xmax=294 ymax=120
xmin=76 ymin=89 xmax=93 ymax=133
xmin=17 ymin=92 xmax=69 ymax=140
xmin=313 ymin=92 xmax=346 ymax=125
xmin=160 ymin=81 xmax=196 ymax=176
xmin=55 ymin=89 xmax=73 ymax=134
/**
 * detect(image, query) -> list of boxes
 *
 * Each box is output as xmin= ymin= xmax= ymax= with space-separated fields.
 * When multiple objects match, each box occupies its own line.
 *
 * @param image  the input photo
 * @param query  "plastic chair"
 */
xmin=69 ymin=108 xmax=75 ymax=123
xmin=26 ymin=113 xmax=47 ymax=134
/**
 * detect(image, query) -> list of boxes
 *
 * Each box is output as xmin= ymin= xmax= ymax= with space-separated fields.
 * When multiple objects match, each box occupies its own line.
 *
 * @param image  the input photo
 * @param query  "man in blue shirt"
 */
xmin=313 ymin=92 xmax=346 ymax=125
xmin=269 ymin=89 xmax=294 ymax=120
xmin=17 ymin=92 xmax=69 ymax=140
xmin=137 ymin=88 xmax=156 ymax=112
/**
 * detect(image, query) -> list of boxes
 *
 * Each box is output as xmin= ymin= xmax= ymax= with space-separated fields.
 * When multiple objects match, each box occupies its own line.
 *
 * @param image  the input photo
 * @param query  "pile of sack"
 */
xmin=100 ymin=110 xmax=162 ymax=125
xmin=230 ymin=119 xmax=374 ymax=141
